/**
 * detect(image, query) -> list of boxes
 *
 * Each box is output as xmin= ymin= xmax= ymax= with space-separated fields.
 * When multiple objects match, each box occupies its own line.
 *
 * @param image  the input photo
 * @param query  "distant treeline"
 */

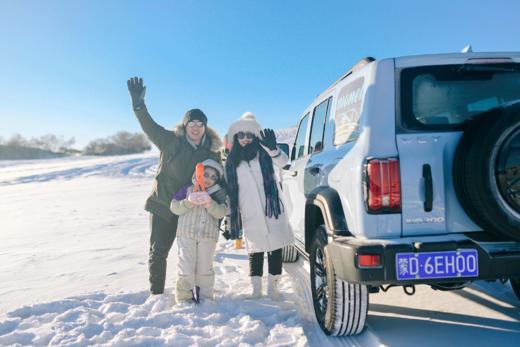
xmin=0 ymin=132 xmax=151 ymax=160
xmin=83 ymin=132 xmax=151 ymax=156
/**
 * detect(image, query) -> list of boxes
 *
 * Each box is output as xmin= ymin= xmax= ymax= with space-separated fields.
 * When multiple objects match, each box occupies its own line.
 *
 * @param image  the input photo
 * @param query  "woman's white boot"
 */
xmin=267 ymin=274 xmax=281 ymax=301
xmin=250 ymin=276 xmax=263 ymax=299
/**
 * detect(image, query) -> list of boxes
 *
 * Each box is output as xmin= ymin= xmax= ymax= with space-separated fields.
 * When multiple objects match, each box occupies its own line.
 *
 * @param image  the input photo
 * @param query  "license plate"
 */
xmin=395 ymin=249 xmax=479 ymax=280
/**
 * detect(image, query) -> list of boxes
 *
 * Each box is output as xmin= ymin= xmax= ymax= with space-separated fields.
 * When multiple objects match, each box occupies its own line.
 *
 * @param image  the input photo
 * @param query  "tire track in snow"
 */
xmin=0 ymin=154 xmax=158 ymax=186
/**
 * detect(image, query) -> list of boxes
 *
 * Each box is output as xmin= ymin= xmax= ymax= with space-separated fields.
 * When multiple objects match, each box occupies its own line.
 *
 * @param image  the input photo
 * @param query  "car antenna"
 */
xmin=461 ymin=45 xmax=473 ymax=53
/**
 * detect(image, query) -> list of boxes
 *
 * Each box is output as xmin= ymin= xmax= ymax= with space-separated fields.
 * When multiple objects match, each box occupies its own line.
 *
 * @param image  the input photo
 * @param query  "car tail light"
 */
xmin=357 ymin=254 xmax=382 ymax=268
xmin=365 ymin=158 xmax=401 ymax=213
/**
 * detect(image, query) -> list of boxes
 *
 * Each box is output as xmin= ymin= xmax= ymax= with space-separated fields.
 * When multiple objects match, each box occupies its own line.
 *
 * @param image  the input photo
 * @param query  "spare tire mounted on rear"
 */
xmin=454 ymin=102 xmax=520 ymax=241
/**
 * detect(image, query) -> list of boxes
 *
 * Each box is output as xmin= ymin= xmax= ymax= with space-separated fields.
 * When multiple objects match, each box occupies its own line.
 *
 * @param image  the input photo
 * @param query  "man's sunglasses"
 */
xmin=236 ymin=131 xmax=255 ymax=140
xmin=204 ymin=172 xmax=219 ymax=181
xmin=187 ymin=121 xmax=205 ymax=128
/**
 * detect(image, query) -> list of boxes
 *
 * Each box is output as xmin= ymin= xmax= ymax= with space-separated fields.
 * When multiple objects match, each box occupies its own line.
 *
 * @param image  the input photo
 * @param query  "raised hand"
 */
xmin=127 ymin=76 xmax=146 ymax=109
xmin=259 ymin=128 xmax=277 ymax=151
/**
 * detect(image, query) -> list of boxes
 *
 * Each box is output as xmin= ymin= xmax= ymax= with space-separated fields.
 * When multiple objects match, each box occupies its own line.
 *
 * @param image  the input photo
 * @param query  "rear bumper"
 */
xmin=327 ymin=233 xmax=520 ymax=286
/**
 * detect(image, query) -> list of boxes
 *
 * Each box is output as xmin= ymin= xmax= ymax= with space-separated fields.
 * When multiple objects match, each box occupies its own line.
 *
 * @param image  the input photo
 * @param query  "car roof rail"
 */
xmin=329 ymin=57 xmax=376 ymax=89
xmin=314 ymin=57 xmax=376 ymax=100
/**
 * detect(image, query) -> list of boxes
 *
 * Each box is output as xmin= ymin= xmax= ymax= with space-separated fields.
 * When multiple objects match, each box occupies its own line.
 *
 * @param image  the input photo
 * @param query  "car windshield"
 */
xmin=401 ymin=63 xmax=520 ymax=128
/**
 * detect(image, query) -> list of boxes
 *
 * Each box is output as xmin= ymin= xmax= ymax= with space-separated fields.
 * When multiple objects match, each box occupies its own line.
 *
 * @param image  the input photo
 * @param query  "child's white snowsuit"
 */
xmin=170 ymin=183 xmax=226 ymax=302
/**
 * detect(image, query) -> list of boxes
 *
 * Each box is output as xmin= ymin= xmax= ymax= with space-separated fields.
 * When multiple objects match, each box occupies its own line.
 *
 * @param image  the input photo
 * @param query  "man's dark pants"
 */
xmin=149 ymin=213 xmax=178 ymax=294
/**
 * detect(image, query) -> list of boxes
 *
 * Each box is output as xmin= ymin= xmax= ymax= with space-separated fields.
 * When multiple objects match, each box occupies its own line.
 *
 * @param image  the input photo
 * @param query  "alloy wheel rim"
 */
xmin=496 ymin=126 xmax=520 ymax=215
xmin=314 ymin=247 xmax=328 ymax=314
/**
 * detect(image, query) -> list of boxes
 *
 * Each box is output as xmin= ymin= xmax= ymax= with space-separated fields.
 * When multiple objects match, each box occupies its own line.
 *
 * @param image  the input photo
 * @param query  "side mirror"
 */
xmin=278 ymin=143 xmax=289 ymax=156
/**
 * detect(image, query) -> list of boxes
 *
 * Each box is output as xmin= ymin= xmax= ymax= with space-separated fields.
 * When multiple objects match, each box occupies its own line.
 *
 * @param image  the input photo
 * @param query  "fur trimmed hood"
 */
xmin=174 ymin=124 xmax=223 ymax=153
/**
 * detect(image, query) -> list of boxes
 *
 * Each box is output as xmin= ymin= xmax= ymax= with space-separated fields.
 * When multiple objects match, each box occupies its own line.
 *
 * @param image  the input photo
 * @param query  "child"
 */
xmin=170 ymin=159 xmax=227 ymax=303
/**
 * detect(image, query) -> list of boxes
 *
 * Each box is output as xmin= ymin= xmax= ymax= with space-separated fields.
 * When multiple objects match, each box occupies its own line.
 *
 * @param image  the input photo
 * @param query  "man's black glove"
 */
xmin=127 ymin=76 xmax=146 ymax=110
xmin=259 ymin=128 xmax=277 ymax=151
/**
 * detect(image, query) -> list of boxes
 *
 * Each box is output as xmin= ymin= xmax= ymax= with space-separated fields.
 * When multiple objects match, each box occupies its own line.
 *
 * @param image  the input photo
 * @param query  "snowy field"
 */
xmin=0 ymin=153 xmax=519 ymax=346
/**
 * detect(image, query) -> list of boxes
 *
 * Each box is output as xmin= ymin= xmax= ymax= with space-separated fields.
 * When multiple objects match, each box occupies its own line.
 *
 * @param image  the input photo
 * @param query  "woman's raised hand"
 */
xmin=259 ymin=128 xmax=277 ymax=151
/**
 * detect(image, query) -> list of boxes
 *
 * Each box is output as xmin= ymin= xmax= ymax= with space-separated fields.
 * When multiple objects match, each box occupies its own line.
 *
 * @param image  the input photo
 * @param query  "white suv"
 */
xmin=279 ymin=52 xmax=520 ymax=336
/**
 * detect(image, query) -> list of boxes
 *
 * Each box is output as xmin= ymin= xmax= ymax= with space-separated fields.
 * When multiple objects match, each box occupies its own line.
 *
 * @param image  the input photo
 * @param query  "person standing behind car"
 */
xmin=225 ymin=112 xmax=294 ymax=300
xmin=127 ymin=77 xmax=223 ymax=295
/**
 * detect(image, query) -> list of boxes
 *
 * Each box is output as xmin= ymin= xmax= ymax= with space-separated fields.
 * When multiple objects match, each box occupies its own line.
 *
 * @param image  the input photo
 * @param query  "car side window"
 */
xmin=308 ymin=98 xmax=330 ymax=154
xmin=334 ymin=77 xmax=364 ymax=145
xmin=294 ymin=113 xmax=310 ymax=159
xmin=322 ymin=97 xmax=334 ymax=149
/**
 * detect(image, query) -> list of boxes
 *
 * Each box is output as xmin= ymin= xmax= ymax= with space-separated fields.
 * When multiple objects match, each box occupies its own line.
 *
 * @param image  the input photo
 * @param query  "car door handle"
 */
xmin=423 ymin=164 xmax=433 ymax=212
xmin=291 ymin=170 xmax=298 ymax=177
xmin=309 ymin=166 xmax=320 ymax=176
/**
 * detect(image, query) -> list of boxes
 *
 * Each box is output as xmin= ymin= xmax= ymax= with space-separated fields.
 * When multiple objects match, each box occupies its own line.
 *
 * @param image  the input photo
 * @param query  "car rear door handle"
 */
xmin=291 ymin=170 xmax=298 ymax=177
xmin=423 ymin=164 xmax=433 ymax=212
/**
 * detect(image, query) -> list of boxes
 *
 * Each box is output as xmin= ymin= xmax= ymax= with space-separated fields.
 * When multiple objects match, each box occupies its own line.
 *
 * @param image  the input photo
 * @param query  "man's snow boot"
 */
xmin=267 ymin=274 xmax=281 ymax=301
xmin=250 ymin=276 xmax=263 ymax=299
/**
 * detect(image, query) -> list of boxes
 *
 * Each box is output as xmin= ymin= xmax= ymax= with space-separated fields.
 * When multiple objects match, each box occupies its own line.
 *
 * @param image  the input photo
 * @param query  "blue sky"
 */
xmin=1 ymin=0 xmax=519 ymax=148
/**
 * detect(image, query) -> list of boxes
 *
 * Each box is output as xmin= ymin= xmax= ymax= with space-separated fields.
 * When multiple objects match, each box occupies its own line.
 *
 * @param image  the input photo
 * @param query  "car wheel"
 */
xmin=454 ymin=102 xmax=520 ymax=241
xmin=282 ymin=245 xmax=299 ymax=263
xmin=309 ymin=225 xmax=368 ymax=336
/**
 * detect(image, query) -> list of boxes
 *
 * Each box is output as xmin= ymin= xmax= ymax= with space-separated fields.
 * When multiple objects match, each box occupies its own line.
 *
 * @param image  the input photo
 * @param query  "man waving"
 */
xmin=127 ymin=77 xmax=223 ymax=295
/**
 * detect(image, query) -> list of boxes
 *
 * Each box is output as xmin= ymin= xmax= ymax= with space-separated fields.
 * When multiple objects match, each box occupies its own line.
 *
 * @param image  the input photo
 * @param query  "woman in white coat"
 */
xmin=225 ymin=112 xmax=294 ymax=300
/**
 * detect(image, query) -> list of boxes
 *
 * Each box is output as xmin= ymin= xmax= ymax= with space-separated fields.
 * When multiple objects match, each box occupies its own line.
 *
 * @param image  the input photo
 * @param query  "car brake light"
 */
xmin=358 ymin=254 xmax=381 ymax=268
xmin=466 ymin=57 xmax=514 ymax=64
xmin=365 ymin=158 xmax=401 ymax=213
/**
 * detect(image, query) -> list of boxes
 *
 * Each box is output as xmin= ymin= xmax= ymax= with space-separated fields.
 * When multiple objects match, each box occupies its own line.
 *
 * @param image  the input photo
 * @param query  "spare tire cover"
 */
xmin=454 ymin=102 xmax=520 ymax=241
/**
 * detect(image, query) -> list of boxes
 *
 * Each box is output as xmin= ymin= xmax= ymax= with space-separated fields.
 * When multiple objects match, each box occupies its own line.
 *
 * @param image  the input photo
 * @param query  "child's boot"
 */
xmin=191 ymin=286 xmax=200 ymax=304
xmin=176 ymin=276 xmax=195 ymax=304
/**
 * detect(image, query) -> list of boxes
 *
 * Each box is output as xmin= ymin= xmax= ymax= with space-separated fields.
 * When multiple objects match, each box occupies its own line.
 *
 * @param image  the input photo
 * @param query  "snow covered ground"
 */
xmin=0 ymin=153 xmax=519 ymax=346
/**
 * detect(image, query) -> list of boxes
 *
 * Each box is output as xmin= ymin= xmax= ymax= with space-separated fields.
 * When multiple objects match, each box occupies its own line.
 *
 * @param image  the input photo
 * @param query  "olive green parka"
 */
xmin=135 ymin=106 xmax=223 ymax=222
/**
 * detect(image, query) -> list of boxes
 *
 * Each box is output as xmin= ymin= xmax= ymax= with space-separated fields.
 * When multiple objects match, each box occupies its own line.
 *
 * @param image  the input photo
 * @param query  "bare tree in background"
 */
xmin=6 ymin=134 xmax=28 ymax=147
xmin=28 ymin=134 xmax=76 ymax=153
xmin=2 ymin=133 xmax=75 ymax=153
xmin=2 ymin=132 xmax=149 ymax=157
xmin=84 ymin=131 xmax=151 ymax=155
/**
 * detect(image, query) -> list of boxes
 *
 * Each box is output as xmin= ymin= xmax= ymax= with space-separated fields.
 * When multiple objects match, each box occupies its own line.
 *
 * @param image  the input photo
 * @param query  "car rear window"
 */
xmin=400 ymin=63 xmax=520 ymax=130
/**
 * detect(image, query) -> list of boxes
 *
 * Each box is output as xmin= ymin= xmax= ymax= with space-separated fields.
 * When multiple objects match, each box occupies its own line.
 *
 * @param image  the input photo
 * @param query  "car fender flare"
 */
xmin=306 ymin=186 xmax=349 ymax=236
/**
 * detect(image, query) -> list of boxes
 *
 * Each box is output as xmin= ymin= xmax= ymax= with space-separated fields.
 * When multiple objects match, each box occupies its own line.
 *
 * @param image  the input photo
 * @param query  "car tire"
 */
xmin=310 ymin=225 xmax=368 ymax=336
xmin=282 ymin=245 xmax=299 ymax=263
xmin=453 ymin=102 xmax=520 ymax=241
xmin=511 ymin=277 xmax=520 ymax=301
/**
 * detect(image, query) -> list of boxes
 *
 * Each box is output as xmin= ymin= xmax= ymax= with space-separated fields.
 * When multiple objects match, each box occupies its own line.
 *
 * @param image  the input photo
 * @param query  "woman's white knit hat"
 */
xmin=227 ymin=112 xmax=262 ymax=141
